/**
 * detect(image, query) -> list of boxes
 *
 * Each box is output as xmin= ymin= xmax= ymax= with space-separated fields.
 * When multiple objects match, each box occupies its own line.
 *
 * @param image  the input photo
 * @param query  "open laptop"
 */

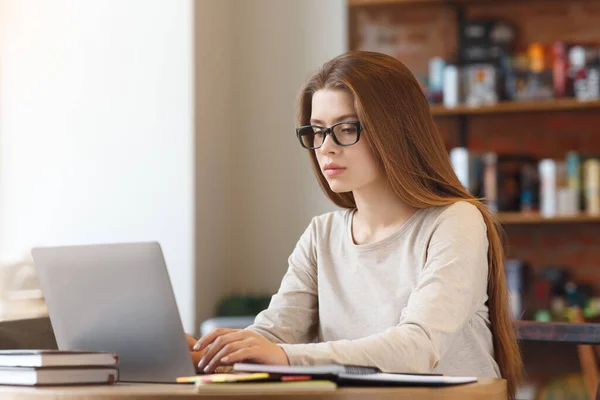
xmin=31 ymin=242 xmax=196 ymax=382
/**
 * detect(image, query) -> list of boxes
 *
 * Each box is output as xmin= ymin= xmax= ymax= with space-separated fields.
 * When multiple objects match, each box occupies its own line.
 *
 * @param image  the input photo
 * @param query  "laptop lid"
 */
xmin=31 ymin=241 xmax=196 ymax=382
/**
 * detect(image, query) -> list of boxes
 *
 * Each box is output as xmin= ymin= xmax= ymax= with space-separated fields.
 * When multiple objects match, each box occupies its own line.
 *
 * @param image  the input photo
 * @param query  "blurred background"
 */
xmin=0 ymin=0 xmax=599 ymax=398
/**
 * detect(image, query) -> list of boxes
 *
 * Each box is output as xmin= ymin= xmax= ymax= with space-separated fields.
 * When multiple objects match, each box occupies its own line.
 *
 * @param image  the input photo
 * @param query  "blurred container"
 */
xmin=443 ymin=65 xmax=460 ymax=107
xmin=463 ymin=64 xmax=498 ymax=105
xmin=428 ymin=56 xmax=446 ymax=103
xmin=583 ymin=159 xmax=600 ymax=215
xmin=459 ymin=19 xmax=516 ymax=65
xmin=571 ymin=46 xmax=600 ymax=101
xmin=553 ymin=42 xmax=573 ymax=97
xmin=539 ymin=159 xmax=558 ymax=218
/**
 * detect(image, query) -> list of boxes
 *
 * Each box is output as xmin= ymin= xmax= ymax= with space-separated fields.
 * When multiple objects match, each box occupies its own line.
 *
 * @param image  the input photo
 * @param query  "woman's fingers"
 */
xmin=190 ymin=351 xmax=203 ymax=371
xmin=203 ymin=338 xmax=255 ymax=373
xmin=185 ymin=334 xmax=198 ymax=350
xmin=197 ymin=330 xmax=249 ymax=370
xmin=193 ymin=328 xmax=238 ymax=351
xmin=220 ymin=345 xmax=260 ymax=365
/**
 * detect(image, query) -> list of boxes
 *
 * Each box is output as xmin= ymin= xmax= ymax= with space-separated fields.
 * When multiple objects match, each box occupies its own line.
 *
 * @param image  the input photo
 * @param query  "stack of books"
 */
xmin=0 ymin=350 xmax=119 ymax=386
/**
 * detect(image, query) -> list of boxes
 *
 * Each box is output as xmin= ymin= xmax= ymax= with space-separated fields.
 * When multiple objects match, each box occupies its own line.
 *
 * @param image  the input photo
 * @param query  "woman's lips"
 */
xmin=324 ymin=168 xmax=346 ymax=177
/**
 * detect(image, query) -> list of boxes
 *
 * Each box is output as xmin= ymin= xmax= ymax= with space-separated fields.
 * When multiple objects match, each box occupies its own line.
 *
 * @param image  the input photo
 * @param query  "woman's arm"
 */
xmin=194 ymin=219 xmax=320 ymax=372
xmin=246 ymin=219 xmax=319 ymax=344
xmin=279 ymin=205 xmax=489 ymax=373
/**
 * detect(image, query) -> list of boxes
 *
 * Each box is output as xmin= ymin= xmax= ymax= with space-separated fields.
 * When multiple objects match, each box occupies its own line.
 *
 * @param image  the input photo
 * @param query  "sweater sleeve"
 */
xmin=278 ymin=203 xmax=490 ymax=373
xmin=245 ymin=218 xmax=319 ymax=344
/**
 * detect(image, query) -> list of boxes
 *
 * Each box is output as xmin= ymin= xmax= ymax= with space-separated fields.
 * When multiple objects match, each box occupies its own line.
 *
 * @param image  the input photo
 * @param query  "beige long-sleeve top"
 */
xmin=247 ymin=201 xmax=501 ymax=378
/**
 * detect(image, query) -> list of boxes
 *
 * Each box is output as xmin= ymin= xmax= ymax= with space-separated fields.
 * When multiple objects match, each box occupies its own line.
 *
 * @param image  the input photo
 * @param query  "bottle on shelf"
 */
xmin=538 ymin=159 xmax=558 ymax=218
xmin=583 ymin=159 xmax=600 ymax=216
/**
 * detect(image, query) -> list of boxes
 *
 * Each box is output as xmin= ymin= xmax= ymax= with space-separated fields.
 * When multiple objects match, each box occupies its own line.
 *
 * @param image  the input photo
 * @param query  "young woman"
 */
xmin=191 ymin=51 xmax=522 ymax=398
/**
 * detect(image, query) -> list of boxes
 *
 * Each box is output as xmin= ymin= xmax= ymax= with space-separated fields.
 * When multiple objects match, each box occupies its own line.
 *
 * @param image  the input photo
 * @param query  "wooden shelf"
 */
xmin=430 ymin=99 xmax=600 ymax=117
xmin=348 ymin=0 xmax=580 ymax=6
xmin=347 ymin=0 xmax=487 ymax=6
xmin=348 ymin=0 xmax=448 ymax=5
xmin=516 ymin=320 xmax=600 ymax=344
xmin=496 ymin=212 xmax=600 ymax=225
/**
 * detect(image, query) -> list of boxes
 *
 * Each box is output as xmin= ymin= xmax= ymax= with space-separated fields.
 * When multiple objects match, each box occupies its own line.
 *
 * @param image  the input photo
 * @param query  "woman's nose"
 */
xmin=319 ymin=133 xmax=337 ymax=154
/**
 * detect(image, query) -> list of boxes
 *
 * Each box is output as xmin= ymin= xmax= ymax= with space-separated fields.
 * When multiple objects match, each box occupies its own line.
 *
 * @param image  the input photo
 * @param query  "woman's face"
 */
xmin=311 ymin=89 xmax=384 ymax=194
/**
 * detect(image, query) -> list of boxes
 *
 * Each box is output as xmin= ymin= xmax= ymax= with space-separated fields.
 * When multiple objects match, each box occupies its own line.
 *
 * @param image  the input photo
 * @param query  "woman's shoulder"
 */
xmin=309 ymin=209 xmax=352 ymax=230
xmin=413 ymin=201 xmax=489 ymax=250
xmin=302 ymin=209 xmax=352 ymax=244
xmin=422 ymin=200 xmax=485 ymax=228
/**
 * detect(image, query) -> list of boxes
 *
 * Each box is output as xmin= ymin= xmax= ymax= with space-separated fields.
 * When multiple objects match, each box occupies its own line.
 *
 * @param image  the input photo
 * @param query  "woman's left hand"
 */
xmin=194 ymin=328 xmax=290 ymax=373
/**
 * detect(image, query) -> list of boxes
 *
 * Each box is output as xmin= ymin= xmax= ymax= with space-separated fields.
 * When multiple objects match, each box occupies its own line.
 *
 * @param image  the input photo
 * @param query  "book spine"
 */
xmin=565 ymin=151 xmax=581 ymax=212
xmin=483 ymin=152 xmax=498 ymax=213
xmin=505 ymin=259 xmax=525 ymax=319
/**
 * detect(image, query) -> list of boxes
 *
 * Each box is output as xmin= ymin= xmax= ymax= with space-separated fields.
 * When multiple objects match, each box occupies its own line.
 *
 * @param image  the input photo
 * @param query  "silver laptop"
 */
xmin=31 ymin=242 xmax=196 ymax=382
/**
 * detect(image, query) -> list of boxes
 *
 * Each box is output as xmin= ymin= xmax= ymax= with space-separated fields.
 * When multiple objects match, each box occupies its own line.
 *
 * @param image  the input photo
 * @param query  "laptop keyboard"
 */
xmin=343 ymin=366 xmax=380 ymax=374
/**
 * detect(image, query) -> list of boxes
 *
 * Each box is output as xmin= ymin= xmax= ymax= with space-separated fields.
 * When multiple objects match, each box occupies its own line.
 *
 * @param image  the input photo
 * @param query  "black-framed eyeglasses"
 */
xmin=296 ymin=121 xmax=362 ymax=150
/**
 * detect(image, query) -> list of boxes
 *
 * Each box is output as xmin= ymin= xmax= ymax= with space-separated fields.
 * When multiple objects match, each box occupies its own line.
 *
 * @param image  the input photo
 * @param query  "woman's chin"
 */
xmin=327 ymin=182 xmax=352 ymax=194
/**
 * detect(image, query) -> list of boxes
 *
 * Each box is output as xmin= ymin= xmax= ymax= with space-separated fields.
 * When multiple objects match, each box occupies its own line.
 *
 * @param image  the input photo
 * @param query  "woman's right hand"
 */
xmin=185 ymin=333 xmax=206 ymax=372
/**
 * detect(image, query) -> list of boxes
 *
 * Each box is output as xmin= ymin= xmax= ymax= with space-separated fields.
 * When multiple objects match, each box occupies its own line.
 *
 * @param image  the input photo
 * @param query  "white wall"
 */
xmin=0 ymin=0 xmax=348 ymax=335
xmin=193 ymin=0 xmax=236 ymax=327
xmin=192 ymin=0 xmax=347 ymax=323
xmin=0 ymin=0 xmax=196 ymax=332
xmin=231 ymin=0 xmax=347 ymax=293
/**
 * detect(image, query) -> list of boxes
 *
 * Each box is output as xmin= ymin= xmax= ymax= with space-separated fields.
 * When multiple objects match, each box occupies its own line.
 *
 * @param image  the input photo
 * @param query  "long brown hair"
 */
xmin=297 ymin=51 xmax=522 ymax=398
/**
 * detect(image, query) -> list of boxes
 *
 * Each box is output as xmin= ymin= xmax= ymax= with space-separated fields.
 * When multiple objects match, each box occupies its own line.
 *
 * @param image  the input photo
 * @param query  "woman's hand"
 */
xmin=193 ymin=328 xmax=290 ymax=373
xmin=185 ymin=333 xmax=206 ymax=372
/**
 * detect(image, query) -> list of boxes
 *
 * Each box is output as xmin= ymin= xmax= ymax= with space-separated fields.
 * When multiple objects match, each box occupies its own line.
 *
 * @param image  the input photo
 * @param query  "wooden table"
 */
xmin=0 ymin=378 xmax=506 ymax=399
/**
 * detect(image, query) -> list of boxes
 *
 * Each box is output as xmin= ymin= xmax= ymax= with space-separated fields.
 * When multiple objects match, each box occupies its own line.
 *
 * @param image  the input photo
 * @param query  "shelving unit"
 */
xmin=348 ymin=0 xmax=448 ymax=5
xmin=346 ymin=0 xmax=600 ymax=226
xmin=348 ymin=0 xmax=573 ymax=6
xmin=430 ymin=99 xmax=600 ymax=152
xmin=348 ymin=0 xmax=600 ymax=390
xmin=496 ymin=212 xmax=600 ymax=225
xmin=348 ymin=0 xmax=600 ymax=226
xmin=516 ymin=320 xmax=600 ymax=344
xmin=432 ymin=99 xmax=600 ymax=226
xmin=430 ymin=99 xmax=600 ymax=117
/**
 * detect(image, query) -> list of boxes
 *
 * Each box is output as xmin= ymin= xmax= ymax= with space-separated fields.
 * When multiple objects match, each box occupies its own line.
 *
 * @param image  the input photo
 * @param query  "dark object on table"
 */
xmin=216 ymin=295 xmax=272 ymax=317
xmin=0 ymin=318 xmax=57 ymax=351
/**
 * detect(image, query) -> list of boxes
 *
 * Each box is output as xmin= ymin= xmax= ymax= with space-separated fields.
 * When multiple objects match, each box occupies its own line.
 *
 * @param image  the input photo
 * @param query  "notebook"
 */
xmin=177 ymin=373 xmax=271 ymax=383
xmin=232 ymin=363 xmax=477 ymax=386
xmin=0 ymin=366 xmax=119 ymax=386
xmin=0 ymin=350 xmax=119 ymax=368
xmin=194 ymin=380 xmax=337 ymax=394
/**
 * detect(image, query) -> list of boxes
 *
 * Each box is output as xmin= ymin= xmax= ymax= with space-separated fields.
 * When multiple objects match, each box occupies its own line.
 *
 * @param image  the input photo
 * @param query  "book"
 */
xmin=178 ymin=372 xmax=317 ymax=384
xmin=505 ymin=259 xmax=524 ymax=319
xmin=233 ymin=363 xmax=380 ymax=376
xmin=177 ymin=372 xmax=271 ymax=383
xmin=194 ymin=380 xmax=337 ymax=394
xmin=0 ymin=366 xmax=119 ymax=386
xmin=0 ymin=350 xmax=119 ymax=368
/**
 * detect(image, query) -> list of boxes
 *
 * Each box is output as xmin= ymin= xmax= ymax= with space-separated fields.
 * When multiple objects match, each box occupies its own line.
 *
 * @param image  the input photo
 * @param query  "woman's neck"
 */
xmin=351 ymin=180 xmax=417 ymax=245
